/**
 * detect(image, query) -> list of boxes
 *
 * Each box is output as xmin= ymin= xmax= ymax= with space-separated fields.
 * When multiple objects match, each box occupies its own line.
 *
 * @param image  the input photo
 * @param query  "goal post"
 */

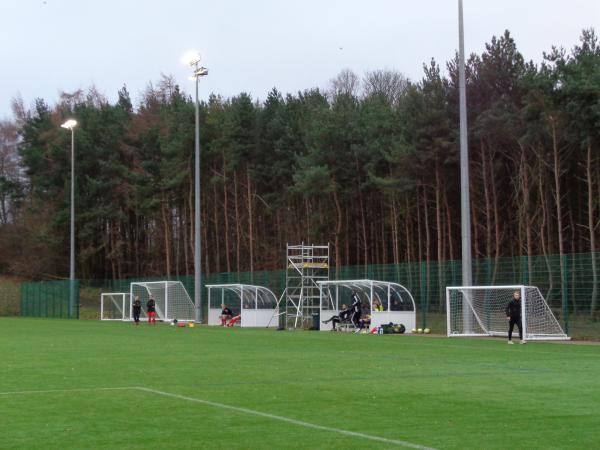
xmin=100 ymin=292 xmax=130 ymax=321
xmin=129 ymin=281 xmax=195 ymax=322
xmin=446 ymin=285 xmax=569 ymax=341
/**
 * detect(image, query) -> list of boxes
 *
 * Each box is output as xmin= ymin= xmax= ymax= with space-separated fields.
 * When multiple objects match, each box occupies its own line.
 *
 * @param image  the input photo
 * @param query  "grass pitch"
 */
xmin=1 ymin=318 xmax=598 ymax=449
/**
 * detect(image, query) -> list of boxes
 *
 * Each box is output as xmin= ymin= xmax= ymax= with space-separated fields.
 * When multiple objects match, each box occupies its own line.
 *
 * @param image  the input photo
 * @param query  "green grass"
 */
xmin=1 ymin=318 xmax=599 ymax=449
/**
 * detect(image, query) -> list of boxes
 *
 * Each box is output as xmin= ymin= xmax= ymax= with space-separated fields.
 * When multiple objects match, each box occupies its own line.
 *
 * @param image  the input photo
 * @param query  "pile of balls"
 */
xmin=170 ymin=320 xmax=195 ymax=328
xmin=411 ymin=328 xmax=431 ymax=334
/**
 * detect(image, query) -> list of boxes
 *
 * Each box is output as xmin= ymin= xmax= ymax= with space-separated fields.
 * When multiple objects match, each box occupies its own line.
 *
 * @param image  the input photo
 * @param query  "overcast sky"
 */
xmin=0 ymin=0 xmax=598 ymax=119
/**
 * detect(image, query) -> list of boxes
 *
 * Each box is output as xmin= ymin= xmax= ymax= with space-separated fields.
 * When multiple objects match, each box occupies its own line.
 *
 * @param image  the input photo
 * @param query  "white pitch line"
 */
xmin=0 ymin=387 xmax=131 ymax=396
xmin=135 ymin=386 xmax=436 ymax=450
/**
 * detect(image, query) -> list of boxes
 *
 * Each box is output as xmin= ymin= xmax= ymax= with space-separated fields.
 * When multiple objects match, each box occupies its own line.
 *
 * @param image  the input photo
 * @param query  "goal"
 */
xmin=446 ymin=285 xmax=569 ymax=341
xmin=100 ymin=292 xmax=130 ymax=320
xmin=129 ymin=281 xmax=195 ymax=322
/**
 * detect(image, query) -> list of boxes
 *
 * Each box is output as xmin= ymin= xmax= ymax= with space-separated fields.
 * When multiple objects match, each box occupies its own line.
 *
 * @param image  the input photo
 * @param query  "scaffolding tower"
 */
xmin=285 ymin=243 xmax=329 ymax=329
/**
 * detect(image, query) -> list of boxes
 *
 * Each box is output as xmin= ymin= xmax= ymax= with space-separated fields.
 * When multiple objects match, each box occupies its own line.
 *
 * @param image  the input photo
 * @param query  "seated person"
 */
xmin=373 ymin=299 xmax=384 ymax=312
xmin=358 ymin=311 xmax=371 ymax=331
xmin=322 ymin=304 xmax=351 ymax=331
xmin=227 ymin=314 xmax=241 ymax=326
xmin=391 ymin=297 xmax=408 ymax=311
xmin=220 ymin=304 xmax=233 ymax=326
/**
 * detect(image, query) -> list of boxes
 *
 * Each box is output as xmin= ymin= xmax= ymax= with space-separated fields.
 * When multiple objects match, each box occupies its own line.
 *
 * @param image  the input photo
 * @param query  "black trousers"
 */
xmin=133 ymin=310 xmax=140 ymax=323
xmin=508 ymin=318 xmax=522 ymax=340
xmin=323 ymin=315 xmax=340 ymax=329
xmin=351 ymin=312 xmax=361 ymax=328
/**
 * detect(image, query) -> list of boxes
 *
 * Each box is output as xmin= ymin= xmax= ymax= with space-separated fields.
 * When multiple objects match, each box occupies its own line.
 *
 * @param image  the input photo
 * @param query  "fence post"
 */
xmin=562 ymin=254 xmax=569 ymax=335
xmin=521 ymin=255 xmax=529 ymax=286
xmin=420 ymin=261 xmax=427 ymax=328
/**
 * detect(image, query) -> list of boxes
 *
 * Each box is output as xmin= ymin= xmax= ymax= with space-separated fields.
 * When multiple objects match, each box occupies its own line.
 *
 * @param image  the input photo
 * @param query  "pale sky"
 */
xmin=0 ymin=0 xmax=598 ymax=119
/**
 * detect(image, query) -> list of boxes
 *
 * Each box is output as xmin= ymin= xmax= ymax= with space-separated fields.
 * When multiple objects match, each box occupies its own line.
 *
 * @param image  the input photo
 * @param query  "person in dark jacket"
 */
xmin=322 ymin=304 xmax=351 ymax=331
xmin=132 ymin=296 xmax=142 ymax=325
xmin=350 ymin=291 xmax=362 ymax=333
xmin=505 ymin=290 xmax=525 ymax=344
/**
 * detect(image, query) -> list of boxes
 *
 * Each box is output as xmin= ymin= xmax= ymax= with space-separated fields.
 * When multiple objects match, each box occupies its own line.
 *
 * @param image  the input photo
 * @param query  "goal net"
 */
xmin=100 ymin=292 xmax=130 ymax=320
xmin=446 ymin=285 xmax=569 ymax=340
xmin=129 ymin=281 xmax=195 ymax=322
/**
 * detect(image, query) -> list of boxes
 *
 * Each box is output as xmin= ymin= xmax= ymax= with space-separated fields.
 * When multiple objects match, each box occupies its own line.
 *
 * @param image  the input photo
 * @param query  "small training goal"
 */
xmin=100 ymin=292 xmax=130 ymax=320
xmin=446 ymin=285 xmax=569 ymax=340
xmin=207 ymin=284 xmax=279 ymax=327
xmin=129 ymin=281 xmax=195 ymax=322
xmin=318 ymin=280 xmax=416 ymax=332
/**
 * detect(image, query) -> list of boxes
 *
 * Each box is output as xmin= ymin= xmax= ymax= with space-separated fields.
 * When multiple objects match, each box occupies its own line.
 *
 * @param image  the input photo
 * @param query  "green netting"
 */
xmin=20 ymin=280 xmax=80 ymax=319
xmin=4 ymin=251 xmax=600 ymax=338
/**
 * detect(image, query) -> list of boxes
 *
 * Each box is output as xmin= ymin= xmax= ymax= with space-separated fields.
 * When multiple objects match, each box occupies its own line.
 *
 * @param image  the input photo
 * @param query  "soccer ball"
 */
xmin=170 ymin=322 xmax=175 ymax=326
xmin=417 ymin=328 xmax=423 ymax=334
xmin=411 ymin=328 xmax=417 ymax=333
xmin=188 ymin=323 xmax=195 ymax=328
xmin=424 ymin=328 xmax=431 ymax=334
xmin=178 ymin=322 xmax=186 ymax=328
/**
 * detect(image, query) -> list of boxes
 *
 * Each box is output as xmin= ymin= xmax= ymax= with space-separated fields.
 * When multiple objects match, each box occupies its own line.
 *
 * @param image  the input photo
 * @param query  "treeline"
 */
xmin=0 ymin=30 xmax=598 ymax=295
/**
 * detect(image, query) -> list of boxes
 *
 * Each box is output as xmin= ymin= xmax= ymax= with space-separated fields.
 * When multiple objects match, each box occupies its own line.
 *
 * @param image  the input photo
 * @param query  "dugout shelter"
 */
xmin=318 ymin=280 xmax=416 ymax=332
xmin=207 ymin=284 xmax=279 ymax=327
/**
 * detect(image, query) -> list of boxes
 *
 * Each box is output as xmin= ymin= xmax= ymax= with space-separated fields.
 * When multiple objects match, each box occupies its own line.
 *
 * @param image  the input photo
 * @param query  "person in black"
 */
xmin=147 ymin=296 xmax=157 ymax=325
xmin=132 ymin=295 xmax=142 ymax=325
xmin=322 ymin=304 xmax=351 ymax=331
xmin=350 ymin=291 xmax=362 ymax=333
xmin=220 ymin=304 xmax=233 ymax=326
xmin=505 ymin=290 xmax=525 ymax=344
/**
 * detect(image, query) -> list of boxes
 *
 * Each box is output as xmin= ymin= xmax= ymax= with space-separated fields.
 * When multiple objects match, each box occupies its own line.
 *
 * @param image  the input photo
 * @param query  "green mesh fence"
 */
xmin=5 ymin=252 xmax=600 ymax=338
xmin=20 ymin=280 xmax=80 ymax=319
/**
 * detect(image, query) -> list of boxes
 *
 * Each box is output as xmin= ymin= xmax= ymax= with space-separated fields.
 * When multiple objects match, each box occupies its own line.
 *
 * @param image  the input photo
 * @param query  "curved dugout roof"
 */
xmin=317 ymin=279 xmax=416 ymax=312
xmin=206 ymin=284 xmax=278 ymax=308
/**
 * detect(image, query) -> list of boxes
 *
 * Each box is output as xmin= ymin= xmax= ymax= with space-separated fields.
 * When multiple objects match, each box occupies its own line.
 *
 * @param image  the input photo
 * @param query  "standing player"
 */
xmin=147 ymin=296 xmax=157 ymax=325
xmin=350 ymin=290 xmax=362 ymax=333
xmin=132 ymin=295 xmax=142 ymax=326
xmin=505 ymin=290 xmax=525 ymax=344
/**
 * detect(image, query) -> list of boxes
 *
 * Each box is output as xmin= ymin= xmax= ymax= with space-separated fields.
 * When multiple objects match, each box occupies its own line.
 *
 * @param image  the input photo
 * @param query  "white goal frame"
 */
xmin=129 ymin=281 xmax=195 ymax=322
xmin=100 ymin=292 xmax=130 ymax=321
xmin=446 ymin=285 xmax=569 ymax=341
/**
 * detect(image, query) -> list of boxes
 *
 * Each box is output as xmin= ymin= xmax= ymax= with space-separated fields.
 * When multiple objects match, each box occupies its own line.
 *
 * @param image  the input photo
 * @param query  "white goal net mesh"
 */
xmin=130 ymin=281 xmax=195 ymax=322
xmin=447 ymin=286 xmax=568 ymax=340
xmin=100 ymin=293 xmax=130 ymax=320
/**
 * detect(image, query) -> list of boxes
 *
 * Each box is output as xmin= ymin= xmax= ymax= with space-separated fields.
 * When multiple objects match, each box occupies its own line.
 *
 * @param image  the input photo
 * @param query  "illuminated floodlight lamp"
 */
xmin=61 ymin=119 xmax=78 ymax=130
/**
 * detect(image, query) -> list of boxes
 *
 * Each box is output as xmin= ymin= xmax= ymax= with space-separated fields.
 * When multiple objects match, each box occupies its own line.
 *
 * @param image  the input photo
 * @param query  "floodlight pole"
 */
xmin=458 ymin=0 xmax=472 ymax=287
xmin=458 ymin=0 xmax=473 ymax=333
xmin=194 ymin=66 xmax=202 ymax=324
xmin=61 ymin=119 xmax=78 ymax=319
xmin=189 ymin=59 xmax=208 ymax=324
xmin=69 ymin=126 xmax=75 ymax=318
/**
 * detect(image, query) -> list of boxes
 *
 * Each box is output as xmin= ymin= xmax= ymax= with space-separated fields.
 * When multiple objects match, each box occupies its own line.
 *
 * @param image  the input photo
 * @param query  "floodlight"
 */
xmin=61 ymin=119 xmax=77 ymax=130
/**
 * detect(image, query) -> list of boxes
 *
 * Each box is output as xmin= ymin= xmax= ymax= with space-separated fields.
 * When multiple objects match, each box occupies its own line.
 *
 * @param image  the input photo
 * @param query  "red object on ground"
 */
xmin=227 ymin=315 xmax=241 ymax=327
